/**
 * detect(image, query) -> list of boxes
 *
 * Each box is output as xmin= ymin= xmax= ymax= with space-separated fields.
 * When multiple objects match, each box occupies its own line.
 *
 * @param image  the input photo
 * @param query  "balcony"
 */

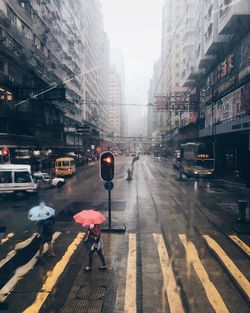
xmin=218 ymin=0 xmax=250 ymax=35
xmin=7 ymin=0 xmax=33 ymax=28
xmin=198 ymin=54 xmax=215 ymax=69
xmin=204 ymin=32 xmax=229 ymax=55
xmin=182 ymin=78 xmax=195 ymax=88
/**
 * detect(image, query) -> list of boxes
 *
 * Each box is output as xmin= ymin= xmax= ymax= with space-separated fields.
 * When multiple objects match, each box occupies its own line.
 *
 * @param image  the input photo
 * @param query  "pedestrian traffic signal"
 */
xmin=1 ymin=147 xmax=10 ymax=163
xmin=100 ymin=151 xmax=114 ymax=181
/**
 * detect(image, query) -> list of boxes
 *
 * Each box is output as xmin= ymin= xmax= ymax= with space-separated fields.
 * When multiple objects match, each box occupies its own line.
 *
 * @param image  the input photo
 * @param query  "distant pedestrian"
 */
xmin=37 ymin=215 xmax=55 ymax=258
xmin=84 ymin=224 xmax=107 ymax=271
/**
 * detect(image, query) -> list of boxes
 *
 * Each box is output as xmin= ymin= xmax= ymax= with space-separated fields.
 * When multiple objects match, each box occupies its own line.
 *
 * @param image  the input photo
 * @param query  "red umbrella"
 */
xmin=73 ymin=209 xmax=106 ymax=225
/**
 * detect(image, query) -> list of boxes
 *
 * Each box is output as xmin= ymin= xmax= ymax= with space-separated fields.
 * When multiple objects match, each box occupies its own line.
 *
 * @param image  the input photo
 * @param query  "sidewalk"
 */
xmin=60 ymin=264 xmax=109 ymax=313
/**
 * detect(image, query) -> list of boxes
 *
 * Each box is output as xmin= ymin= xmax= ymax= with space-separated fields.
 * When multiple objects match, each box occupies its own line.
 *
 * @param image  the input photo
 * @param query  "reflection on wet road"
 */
xmin=0 ymin=156 xmax=250 ymax=313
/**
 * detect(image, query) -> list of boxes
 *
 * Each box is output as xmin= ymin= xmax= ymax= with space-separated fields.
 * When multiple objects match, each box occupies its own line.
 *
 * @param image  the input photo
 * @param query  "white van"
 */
xmin=0 ymin=164 xmax=38 ymax=199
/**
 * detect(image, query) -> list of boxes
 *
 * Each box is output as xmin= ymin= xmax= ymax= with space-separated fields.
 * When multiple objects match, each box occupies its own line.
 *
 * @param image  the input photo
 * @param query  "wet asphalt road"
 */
xmin=0 ymin=156 xmax=250 ymax=313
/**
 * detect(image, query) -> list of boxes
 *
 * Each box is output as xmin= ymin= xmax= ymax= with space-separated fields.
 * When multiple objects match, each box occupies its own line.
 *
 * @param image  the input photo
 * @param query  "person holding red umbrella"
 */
xmin=73 ymin=209 xmax=107 ymax=271
xmin=83 ymin=223 xmax=107 ymax=271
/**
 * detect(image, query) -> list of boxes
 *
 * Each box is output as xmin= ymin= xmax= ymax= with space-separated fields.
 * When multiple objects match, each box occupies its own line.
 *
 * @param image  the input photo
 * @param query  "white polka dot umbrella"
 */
xmin=28 ymin=202 xmax=55 ymax=221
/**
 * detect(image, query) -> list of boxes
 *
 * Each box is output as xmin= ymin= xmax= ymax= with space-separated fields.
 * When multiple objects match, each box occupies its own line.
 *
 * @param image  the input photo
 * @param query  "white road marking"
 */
xmin=179 ymin=234 xmax=229 ymax=313
xmin=0 ymin=233 xmax=38 ymax=268
xmin=124 ymin=233 xmax=137 ymax=313
xmin=154 ymin=233 xmax=185 ymax=313
xmin=229 ymin=235 xmax=250 ymax=257
xmin=0 ymin=233 xmax=14 ymax=245
xmin=204 ymin=235 xmax=250 ymax=302
xmin=22 ymin=232 xmax=84 ymax=313
xmin=0 ymin=232 xmax=61 ymax=302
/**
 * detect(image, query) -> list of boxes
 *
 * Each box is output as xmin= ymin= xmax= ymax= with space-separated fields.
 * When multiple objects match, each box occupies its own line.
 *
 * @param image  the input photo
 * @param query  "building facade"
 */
xmin=108 ymin=65 xmax=122 ymax=149
xmin=0 ymin=0 xmax=110 ymax=165
xmin=154 ymin=0 xmax=250 ymax=181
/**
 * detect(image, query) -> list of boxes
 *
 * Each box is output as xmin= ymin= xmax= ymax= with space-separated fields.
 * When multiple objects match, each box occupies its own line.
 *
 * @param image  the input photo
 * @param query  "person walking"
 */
xmin=84 ymin=224 xmax=107 ymax=271
xmin=37 ymin=215 xmax=55 ymax=259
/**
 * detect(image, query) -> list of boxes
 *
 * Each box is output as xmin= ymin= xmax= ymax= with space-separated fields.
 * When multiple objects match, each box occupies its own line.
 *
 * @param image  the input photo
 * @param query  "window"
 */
xmin=14 ymin=171 xmax=32 ymax=183
xmin=207 ymin=23 xmax=213 ymax=38
xmin=7 ymin=6 xmax=17 ymax=27
xmin=0 ymin=57 xmax=5 ymax=72
xmin=0 ymin=172 xmax=12 ymax=183
xmin=21 ymin=24 xmax=33 ymax=40
xmin=208 ymin=5 xmax=213 ymax=19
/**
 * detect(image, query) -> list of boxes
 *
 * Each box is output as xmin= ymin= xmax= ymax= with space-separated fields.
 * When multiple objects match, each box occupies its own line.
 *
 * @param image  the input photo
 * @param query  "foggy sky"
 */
xmin=100 ymin=0 xmax=165 ymax=135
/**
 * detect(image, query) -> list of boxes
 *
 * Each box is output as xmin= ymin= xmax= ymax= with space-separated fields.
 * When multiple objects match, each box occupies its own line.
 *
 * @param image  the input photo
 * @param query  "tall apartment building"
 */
xmin=111 ymin=50 xmax=127 ymax=142
xmin=160 ymin=0 xmax=250 ymax=180
xmin=82 ymin=0 xmax=110 ymax=136
xmin=0 ymin=0 xmax=110 ymax=163
xmin=147 ymin=59 xmax=161 ymax=138
xmin=198 ymin=0 xmax=250 ymax=179
xmin=157 ymin=0 xmax=187 ymax=150
xmin=109 ymin=65 xmax=122 ymax=148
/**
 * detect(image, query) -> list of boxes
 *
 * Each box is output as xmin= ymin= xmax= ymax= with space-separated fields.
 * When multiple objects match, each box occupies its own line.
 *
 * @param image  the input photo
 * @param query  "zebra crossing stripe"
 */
xmin=229 ymin=235 xmax=250 ymax=257
xmin=0 ymin=233 xmax=38 ymax=268
xmin=0 ymin=232 xmax=61 ymax=302
xmin=153 ymin=233 xmax=185 ymax=313
xmin=179 ymin=234 xmax=230 ymax=313
xmin=203 ymin=235 xmax=250 ymax=302
xmin=124 ymin=234 xmax=137 ymax=313
xmin=22 ymin=232 xmax=85 ymax=313
xmin=0 ymin=233 xmax=14 ymax=245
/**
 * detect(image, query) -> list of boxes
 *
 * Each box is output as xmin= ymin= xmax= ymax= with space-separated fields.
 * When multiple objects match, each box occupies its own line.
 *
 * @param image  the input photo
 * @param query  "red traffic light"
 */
xmin=100 ymin=151 xmax=115 ymax=181
xmin=103 ymin=157 xmax=112 ymax=164
xmin=2 ymin=148 xmax=8 ymax=156
xmin=1 ymin=147 xmax=10 ymax=163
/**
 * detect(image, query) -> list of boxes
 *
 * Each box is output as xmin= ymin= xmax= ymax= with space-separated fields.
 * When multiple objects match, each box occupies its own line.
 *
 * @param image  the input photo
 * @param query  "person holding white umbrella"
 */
xmin=28 ymin=202 xmax=55 ymax=259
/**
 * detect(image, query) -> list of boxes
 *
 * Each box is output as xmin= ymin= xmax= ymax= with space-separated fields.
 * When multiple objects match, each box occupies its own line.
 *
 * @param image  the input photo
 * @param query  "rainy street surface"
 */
xmin=0 ymin=155 xmax=250 ymax=313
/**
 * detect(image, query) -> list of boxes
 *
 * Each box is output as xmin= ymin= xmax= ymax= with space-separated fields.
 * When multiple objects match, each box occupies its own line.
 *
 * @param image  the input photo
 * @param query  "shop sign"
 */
xmin=243 ymin=82 xmax=250 ymax=114
xmin=205 ymin=33 xmax=250 ymax=102
xmin=205 ymin=105 xmax=213 ymax=127
xmin=220 ymin=86 xmax=245 ymax=122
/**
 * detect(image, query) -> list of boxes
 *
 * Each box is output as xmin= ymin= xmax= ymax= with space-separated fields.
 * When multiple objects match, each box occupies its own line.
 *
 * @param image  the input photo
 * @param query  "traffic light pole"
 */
xmin=101 ymin=181 xmax=126 ymax=233
xmin=108 ymin=188 xmax=112 ymax=229
xmin=100 ymin=151 xmax=126 ymax=233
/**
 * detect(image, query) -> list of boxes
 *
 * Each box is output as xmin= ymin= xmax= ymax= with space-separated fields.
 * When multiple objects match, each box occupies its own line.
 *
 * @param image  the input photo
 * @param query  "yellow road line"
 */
xmin=153 ymin=233 xmax=185 ymax=313
xmin=179 ymin=234 xmax=229 ymax=313
xmin=0 ymin=233 xmax=38 ymax=268
xmin=229 ymin=235 xmax=250 ymax=257
xmin=203 ymin=235 xmax=250 ymax=302
xmin=22 ymin=232 xmax=85 ymax=313
xmin=0 ymin=232 xmax=61 ymax=302
xmin=124 ymin=233 xmax=137 ymax=313
xmin=0 ymin=232 xmax=14 ymax=245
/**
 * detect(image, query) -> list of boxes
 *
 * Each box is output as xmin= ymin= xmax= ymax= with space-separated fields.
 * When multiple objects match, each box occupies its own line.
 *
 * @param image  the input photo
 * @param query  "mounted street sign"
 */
xmin=77 ymin=125 xmax=90 ymax=133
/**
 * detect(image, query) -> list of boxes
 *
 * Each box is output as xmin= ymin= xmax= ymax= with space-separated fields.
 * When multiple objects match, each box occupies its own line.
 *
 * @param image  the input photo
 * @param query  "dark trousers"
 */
xmin=88 ymin=247 xmax=106 ymax=267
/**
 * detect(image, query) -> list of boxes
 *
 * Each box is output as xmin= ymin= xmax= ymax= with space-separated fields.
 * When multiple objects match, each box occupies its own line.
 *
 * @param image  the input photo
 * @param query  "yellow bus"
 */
xmin=55 ymin=157 xmax=76 ymax=177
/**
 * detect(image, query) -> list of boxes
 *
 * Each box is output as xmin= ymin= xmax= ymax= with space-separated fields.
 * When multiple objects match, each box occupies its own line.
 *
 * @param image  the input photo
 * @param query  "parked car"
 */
xmin=33 ymin=172 xmax=65 ymax=188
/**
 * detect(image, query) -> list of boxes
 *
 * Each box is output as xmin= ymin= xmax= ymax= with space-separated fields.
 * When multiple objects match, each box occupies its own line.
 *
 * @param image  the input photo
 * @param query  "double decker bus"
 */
xmin=180 ymin=142 xmax=215 ymax=177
